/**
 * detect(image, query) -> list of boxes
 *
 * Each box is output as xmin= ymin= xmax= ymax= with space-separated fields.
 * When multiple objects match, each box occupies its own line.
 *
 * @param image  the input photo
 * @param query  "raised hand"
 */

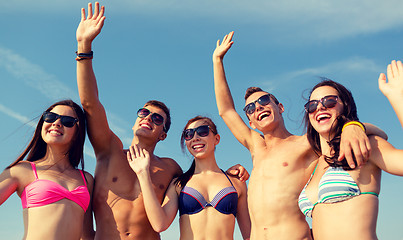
xmin=379 ymin=60 xmax=403 ymax=128
xmin=213 ymin=31 xmax=234 ymax=61
xmin=379 ymin=60 xmax=403 ymax=99
xmin=127 ymin=145 xmax=151 ymax=176
xmin=76 ymin=2 xmax=106 ymax=44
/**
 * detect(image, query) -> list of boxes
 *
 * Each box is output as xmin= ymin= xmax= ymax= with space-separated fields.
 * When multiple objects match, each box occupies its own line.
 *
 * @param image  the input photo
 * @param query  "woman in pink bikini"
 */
xmin=0 ymin=100 xmax=94 ymax=240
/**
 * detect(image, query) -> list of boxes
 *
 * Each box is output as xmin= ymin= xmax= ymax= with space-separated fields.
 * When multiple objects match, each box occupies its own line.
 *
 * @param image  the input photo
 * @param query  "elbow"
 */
xmin=153 ymin=224 xmax=169 ymax=233
xmin=80 ymin=98 xmax=99 ymax=112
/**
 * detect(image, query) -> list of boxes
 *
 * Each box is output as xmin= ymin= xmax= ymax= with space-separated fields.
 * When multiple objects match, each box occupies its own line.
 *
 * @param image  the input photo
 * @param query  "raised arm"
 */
xmin=379 ymin=60 xmax=403 ymax=128
xmin=76 ymin=3 xmax=114 ymax=153
xmin=127 ymin=145 xmax=178 ymax=232
xmin=213 ymin=32 xmax=255 ymax=150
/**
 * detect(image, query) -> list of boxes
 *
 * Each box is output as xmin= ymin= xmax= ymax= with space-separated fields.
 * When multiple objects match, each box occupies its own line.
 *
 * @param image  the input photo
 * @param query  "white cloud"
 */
xmin=0 ymin=46 xmax=133 ymax=146
xmin=2 ymin=0 xmax=401 ymax=41
xmin=0 ymin=103 xmax=36 ymax=128
xmin=262 ymin=56 xmax=383 ymax=90
xmin=0 ymin=47 xmax=77 ymax=101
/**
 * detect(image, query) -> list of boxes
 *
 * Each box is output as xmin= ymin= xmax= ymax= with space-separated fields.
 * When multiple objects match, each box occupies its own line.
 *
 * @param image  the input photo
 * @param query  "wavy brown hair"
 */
xmin=304 ymin=79 xmax=359 ymax=170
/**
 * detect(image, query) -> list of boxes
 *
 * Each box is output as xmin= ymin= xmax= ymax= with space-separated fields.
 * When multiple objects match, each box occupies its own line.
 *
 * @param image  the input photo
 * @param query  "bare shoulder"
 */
xmin=291 ymin=134 xmax=310 ymax=146
xmin=82 ymin=171 xmax=94 ymax=183
xmin=159 ymin=157 xmax=183 ymax=175
xmin=8 ymin=161 xmax=33 ymax=175
xmin=227 ymin=175 xmax=247 ymax=194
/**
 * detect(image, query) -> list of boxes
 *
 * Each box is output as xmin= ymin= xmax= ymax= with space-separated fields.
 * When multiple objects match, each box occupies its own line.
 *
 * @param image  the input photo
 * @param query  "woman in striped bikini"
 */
xmin=298 ymin=79 xmax=403 ymax=240
xmin=127 ymin=116 xmax=251 ymax=239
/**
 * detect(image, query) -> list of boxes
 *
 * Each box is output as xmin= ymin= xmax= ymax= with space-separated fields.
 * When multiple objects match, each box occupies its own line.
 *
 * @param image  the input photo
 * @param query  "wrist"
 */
xmin=136 ymin=169 xmax=151 ymax=180
xmin=75 ymin=51 xmax=93 ymax=61
xmin=77 ymin=40 xmax=93 ymax=53
xmin=342 ymin=121 xmax=366 ymax=133
xmin=212 ymin=56 xmax=224 ymax=63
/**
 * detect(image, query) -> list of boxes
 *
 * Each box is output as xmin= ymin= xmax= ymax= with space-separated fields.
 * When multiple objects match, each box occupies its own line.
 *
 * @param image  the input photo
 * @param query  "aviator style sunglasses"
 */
xmin=304 ymin=95 xmax=339 ymax=114
xmin=183 ymin=125 xmax=212 ymax=141
xmin=243 ymin=94 xmax=272 ymax=115
xmin=42 ymin=112 xmax=79 ymax=128
xmin=137 ymin=108 xmax=166 ymax=131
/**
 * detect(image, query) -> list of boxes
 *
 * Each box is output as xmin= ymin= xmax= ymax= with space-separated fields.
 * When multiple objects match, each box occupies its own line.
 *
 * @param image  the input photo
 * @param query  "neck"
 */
xmin=41 ymin=146 xmax=72 ymax=169
xmin=194 ymin=155 xmax=221 ymax=174
xmin=131 ymin=135 xmax=157 ymax=155
xmin=262 ymin=122 xmax=293 ymax=146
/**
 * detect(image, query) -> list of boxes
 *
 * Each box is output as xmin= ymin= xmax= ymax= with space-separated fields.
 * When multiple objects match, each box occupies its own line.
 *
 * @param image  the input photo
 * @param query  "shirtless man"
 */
xmin=76 ymin=3 xmax=182 ymax=239
xmin=212 ymin=32 xmax=384 ymax=239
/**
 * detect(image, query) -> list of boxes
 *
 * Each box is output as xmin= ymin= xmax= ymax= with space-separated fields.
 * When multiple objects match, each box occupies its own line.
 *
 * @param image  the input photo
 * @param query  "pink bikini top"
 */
xmin=21 ymin=162 xmax=90 ymax=212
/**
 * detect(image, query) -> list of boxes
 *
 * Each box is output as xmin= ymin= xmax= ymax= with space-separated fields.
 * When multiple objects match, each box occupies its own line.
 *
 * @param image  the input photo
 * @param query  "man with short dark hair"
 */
xmin=75 ymin=3 xmax=181 ymax=239
xmin=212 ymin=31 xmax=380 ymax=240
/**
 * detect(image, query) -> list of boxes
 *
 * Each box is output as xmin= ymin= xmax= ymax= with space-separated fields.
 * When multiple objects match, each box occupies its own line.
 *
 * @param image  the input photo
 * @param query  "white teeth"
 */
xmin=316 ymin=114 xmax=330 ymax=121
xmin=192 ymin=144 xmax=205 ymax=150
xmin=49 ymin=130 xmax=62 ymax=135
xmin=258 ymin=112 xmax=271 ymax=120
xmin=140 ymin=123 xmax=152 ymax=129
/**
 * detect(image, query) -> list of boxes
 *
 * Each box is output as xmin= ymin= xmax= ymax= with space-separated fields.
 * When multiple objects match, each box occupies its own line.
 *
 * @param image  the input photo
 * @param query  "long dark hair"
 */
xmin=7 ymin=100 xmax=86 ymax=170
xmin=175 ymin=116 xmax=218 ymax=188
xmin=304 ymin=79 xmax=359 ymax=170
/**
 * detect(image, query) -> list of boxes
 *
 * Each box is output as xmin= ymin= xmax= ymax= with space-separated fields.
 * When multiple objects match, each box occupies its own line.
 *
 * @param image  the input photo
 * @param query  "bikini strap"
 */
xmin=79 ymin=170 xmax=87 ymax=187
xmin=30 ymin=162 xmax=39 ymax=180
xmin=220 ymin=169 xmax=235 ymax=187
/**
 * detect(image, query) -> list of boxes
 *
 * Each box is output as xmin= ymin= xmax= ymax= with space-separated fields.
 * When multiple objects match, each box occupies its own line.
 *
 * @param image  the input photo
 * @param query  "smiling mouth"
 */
xmin=48 ymin=129 xmax=62 ymax=136
xmin=139 ymin=123 xmax=152 ymax=130
xmin=258 ymin=111 xmax=271 ymax=121
xmin=316 ymin=113 xmax=331 ymax=123
xmin=192 ymin=144 xmax=205 ymax=150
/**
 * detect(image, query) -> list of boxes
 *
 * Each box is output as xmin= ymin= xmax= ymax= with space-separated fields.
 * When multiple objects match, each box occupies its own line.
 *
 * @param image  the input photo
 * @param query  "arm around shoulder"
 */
xmin=231 ymin=177 xmax=251 ymax=239
xmin=369 ymin=135 xmax=403 ymax=176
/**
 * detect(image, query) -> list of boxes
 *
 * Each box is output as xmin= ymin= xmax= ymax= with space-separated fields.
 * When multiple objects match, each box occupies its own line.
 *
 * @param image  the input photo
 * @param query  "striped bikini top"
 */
xmin=178 ymin=170 xmax=238 ymax=216
xmin=298 ymin=165 xmax=378 ymax=218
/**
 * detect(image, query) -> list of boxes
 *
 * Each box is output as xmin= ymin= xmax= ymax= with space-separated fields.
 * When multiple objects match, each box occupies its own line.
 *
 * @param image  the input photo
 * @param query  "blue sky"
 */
xmin=1 ymin=0 xmax=403 ymax=239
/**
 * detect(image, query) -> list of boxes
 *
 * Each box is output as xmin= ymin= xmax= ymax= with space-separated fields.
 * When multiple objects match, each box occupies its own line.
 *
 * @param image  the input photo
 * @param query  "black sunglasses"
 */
xmin=183 ymin=125 xmax=212 ymax=141
xmin=304 ymin=95 xmax=339 ymax=114
xmin=42 ymin=112 xmax=79 ymax=128
xmin=137 ymin=108 xmax=166 ymax=131
xmin=243 ymin=94 xmax=272 ymax=115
